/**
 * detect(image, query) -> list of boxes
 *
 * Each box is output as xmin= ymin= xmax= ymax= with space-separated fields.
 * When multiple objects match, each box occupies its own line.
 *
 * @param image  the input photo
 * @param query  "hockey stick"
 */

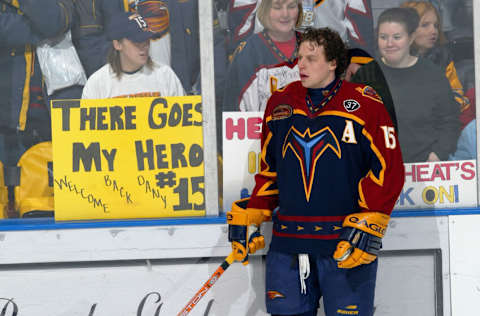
xmin=177 ymin=252 xmax=236 ymax=316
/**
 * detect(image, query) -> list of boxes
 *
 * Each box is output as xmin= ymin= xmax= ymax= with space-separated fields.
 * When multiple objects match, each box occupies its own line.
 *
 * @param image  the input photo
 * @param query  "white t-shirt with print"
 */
xmin=82 ymin=62 xmax=185 ymax=99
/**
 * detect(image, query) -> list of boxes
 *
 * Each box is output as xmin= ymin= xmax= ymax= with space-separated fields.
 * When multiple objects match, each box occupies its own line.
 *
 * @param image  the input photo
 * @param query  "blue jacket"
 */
xmin=449 ymin=119 xmax=476 ymax=161
xmin=0 ymin=0 xmax=74 ymax=131
xmin=71 ymin=0 xmax=125 ymax=77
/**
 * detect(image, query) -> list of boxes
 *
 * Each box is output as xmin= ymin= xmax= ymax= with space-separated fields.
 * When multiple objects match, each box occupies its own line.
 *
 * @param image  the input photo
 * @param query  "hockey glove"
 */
xmin=333 ymin=212 xmax=390 ymax=269
xmin=227 ymin=199 xmax=271 ymax=265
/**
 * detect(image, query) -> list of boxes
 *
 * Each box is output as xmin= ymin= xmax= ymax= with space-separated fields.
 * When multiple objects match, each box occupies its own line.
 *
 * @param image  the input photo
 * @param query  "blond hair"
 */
xmin=257 ymin=0 xmax=303 ymax=31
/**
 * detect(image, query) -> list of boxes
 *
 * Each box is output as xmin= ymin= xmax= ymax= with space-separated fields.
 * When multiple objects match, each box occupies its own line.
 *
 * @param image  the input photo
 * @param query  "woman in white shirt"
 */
xmin=82 ymin=12 xmax=184 ymax=99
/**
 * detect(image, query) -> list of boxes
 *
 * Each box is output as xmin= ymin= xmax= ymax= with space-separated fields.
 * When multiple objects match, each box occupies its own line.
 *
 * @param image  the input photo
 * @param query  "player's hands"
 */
xmin=333 ymin=229 xmax=380 ymax=268
xmin=333 ymin=212 xmax=389 ymax=269
xmin=227 ymin=199 xmax=271 ymax=265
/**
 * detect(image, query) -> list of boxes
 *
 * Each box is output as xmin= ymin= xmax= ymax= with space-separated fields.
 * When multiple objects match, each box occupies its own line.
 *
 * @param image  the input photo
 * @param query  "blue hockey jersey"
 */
xmin=247 ymin=80 xmax=405 ymax=255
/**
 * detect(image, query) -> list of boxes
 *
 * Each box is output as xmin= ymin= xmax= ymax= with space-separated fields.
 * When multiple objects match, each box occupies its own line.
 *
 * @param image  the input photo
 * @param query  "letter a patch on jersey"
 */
xmin=282 ymin=126 xmax=341 ymax=201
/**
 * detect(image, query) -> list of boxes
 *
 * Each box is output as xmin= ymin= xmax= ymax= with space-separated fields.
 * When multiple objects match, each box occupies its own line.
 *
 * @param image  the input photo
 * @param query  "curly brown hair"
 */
xmin=298 ymin=27 xmax=348 ymax=77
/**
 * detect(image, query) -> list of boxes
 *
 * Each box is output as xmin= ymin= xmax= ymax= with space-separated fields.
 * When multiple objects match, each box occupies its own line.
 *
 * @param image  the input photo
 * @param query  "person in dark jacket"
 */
xmin=0 ymin=0 xmax=74 ymax=164
xmin=71 ymin=0 xmax=125 ymax=78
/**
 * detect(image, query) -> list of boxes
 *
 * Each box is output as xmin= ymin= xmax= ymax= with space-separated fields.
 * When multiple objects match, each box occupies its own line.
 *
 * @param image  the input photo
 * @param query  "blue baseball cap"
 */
xmin=107 ymin=12 xmax=155 ymax=42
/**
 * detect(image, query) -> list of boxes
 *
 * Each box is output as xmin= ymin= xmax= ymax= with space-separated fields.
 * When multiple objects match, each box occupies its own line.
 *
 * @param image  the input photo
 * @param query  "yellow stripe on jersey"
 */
xmin=361 ymin=128 xmax=386 ymax=186
xmin=319 ymin=110 xmax=366 ymax=126
xmin=258 ymin=132 xmax=274 ymax=175
xmin=256 ymin=180 xmax=279 ymax=196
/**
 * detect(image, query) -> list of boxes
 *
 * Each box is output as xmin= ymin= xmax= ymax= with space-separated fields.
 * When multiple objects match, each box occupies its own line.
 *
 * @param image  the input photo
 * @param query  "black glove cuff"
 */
xmin=228 ymin=225 xmax=247 ymax=243
xmin=339 ymin=227 xmax=382 ymax=256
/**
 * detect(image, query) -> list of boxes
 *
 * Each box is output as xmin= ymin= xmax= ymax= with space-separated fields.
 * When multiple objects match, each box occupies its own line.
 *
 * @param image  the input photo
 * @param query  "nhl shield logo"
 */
xmin=343 ymin=99 xmax=360 ymax=112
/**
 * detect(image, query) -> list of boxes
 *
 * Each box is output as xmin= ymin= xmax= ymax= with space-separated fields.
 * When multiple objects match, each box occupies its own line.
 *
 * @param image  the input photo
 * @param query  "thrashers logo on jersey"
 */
xmin=267 ymin=290 xmax=285 ymax=300
xmin=282 ymin=126 xmax=341 ymax=201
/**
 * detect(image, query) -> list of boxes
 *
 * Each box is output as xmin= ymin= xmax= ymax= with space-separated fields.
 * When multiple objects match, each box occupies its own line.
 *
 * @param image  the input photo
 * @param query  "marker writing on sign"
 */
xmin=54 ymin=175 xmax=109 ymax=213
xmin=51 ymin=98 xmax=202 ymax=131
xmin=134 ymin=140 xmax=203 ymax=171
xmin=104 ymin=175 xmax=134 ymax=204
xmin=73 ymin=142 xmax=117 ymax=172
xmin=52 ymin=100 xmax=137 ymax=131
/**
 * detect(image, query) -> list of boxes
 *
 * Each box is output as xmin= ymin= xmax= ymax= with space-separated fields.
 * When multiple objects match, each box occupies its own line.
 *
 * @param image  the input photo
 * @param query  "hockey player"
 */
xmin=227 ymin=28 xmax=404 ymax=316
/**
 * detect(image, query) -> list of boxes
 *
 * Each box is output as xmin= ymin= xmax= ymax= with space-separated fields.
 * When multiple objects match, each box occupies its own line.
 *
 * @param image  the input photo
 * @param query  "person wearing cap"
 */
xmin=82 ymin=12 xmax=184 ymax=99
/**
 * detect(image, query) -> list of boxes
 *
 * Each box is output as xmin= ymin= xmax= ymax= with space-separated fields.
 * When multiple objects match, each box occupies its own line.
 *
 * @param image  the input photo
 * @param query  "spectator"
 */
xmin=0 ymin=0 xmax=74 ymax=164
xmin=227 ymin=0 xmax=376 ymax=56
xmin=354 ymin=7 xmax=460 ymax=163
xmin=449 ymin=87 xmax=476 ymax=161
xmin=449 ymin=119 xmax=476 ymax=161
xmin=82 ymin=12 xmax=184 ymax=99
xmin=128 ymin=0 xmax=172 ymax=72
xmin=129 ymin=0 xmax=228 ymax=105
xmin=223 ymin=0 xmax=303 ymax=112
xmin=400 ymin=1 xmax=473 ymax=125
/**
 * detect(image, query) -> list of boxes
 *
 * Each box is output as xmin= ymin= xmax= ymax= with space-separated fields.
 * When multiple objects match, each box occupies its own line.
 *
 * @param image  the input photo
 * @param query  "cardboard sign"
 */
xmin=396 ymin=160 xmax=477 ymax=209
xmin=51 ymin=97 xmax=205 ymax=220
xmin=222 ymin=112 xmax=477 ymax=211
xmin=222 ymin=112 xmax=263 ymax=211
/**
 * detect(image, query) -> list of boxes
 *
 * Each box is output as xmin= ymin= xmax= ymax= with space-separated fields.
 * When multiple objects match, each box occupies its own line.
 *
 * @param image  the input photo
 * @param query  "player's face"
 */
xmin=114 ymin=38 xmax=151 ymax=72
xmin=414 ymin=10 xmax=439 ymax=54
xmin=378 ymin=21 xmax=414 ymax=68
xmin=298 ymin=41 xmax=336 ymax=89
xmin=267 ymin=0 xmax=298 ymax=41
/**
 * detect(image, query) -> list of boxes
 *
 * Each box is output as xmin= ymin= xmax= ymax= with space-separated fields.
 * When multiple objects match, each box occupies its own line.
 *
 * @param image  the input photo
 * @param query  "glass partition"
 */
xmin=0 ymin=0 xmax=477 ymax=222
xmin=0 ymin=0 xmax=210 ymax=221
xmin=218 ymin=0 xmax=477 ymax=212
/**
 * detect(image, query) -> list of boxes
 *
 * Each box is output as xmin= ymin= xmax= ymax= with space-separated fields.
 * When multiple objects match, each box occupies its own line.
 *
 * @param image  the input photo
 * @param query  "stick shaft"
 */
xmin=177 ymin=252 xmax=235 ymax=316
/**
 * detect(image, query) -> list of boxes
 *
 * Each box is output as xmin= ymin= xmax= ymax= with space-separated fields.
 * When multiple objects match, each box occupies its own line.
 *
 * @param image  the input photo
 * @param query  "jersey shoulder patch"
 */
xmin=355 ymin=86 xmax=383 ymax=103
xmin=343 ymin=99 xmax=361 ymax=112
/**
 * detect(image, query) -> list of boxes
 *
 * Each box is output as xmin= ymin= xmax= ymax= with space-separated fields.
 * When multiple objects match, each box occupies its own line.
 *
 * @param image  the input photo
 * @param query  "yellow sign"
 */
xmin=51 ymin=97 xmax=205 ymax=220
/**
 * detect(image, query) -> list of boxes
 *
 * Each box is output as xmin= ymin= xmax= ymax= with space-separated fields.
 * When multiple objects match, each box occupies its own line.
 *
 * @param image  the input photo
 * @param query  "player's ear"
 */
xmin=329 ymin=59 xmax=337 ymax=72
